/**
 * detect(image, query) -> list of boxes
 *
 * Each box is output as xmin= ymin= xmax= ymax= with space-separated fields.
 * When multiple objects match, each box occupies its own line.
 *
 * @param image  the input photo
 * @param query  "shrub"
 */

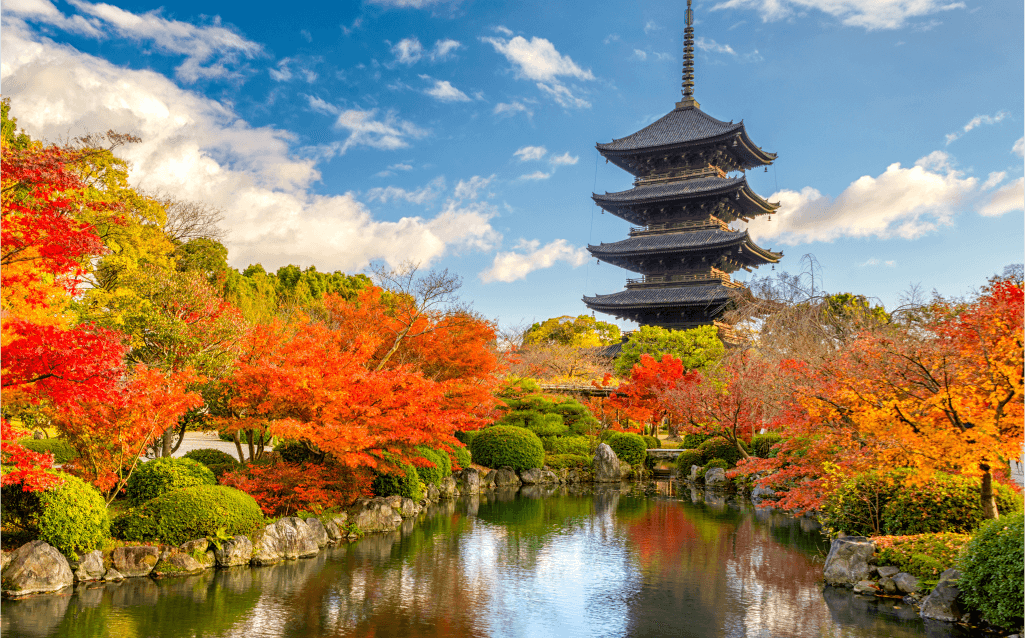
xmin=457 ymin=430 xmax=481 ymax=449
xmin=183 ymin=448 xmax=239 ymax=480
xmin=697 ymin=437 xmax=747 ymax=467
xmin=372 ymin=461 xmax=424 ymax=501
xmin=642 ymin=435 xmax=660 ymax=449
xmin=698 ymin=458 xmax=729 ymax=480
xmin=544 ymin=436 xmax=591 ymax=456
xmin=469 ymin=426 xmax=544 ymax=471
xmin=874 ymin=533 xmax=972 ymax=582
xmin=821 ymin=469 xmax=1024 ymax=537
xmin=124 ymin=457 xmax=216 ymax=503
xmin=604 ymin=431 xmax=647 ymax=468
xmin=682 ymin=433 xmax=712 ymax=448
xmin=958 ymin=515 xmax=1024 ymax=631
xmin=751 ymin=433 xmax=782 ymax=459
xmin=446 ymin=444 xmax=472 ymax=471
xmin=221 ymin=462 xmax=372 ymax=517
xmin=527 ymin=413 xmax=569 ymax=438
xmin=674 ymin=450 xmax=704 ymax=475
xmin=413 ymin=447 xmax=450 ymax=486
xmin=112 ymin=485 xmax=264 ymax=545
xmin=544 ymin=454 xmax=591 ymax=470
xmin=0 ymin=472 xmax=109 ymax=558
xmin=16 ymin=438 xmax=79 ymax=464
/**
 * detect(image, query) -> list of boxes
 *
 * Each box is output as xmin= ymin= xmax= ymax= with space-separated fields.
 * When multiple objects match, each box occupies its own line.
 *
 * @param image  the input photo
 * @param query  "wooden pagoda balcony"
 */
xmin=624 ymin=269 xmax=745 ymax=289
xmin=629 ymin=216 xmax=731 ymax=236
xmin=633 ymin=164 xmax=727 ymax=187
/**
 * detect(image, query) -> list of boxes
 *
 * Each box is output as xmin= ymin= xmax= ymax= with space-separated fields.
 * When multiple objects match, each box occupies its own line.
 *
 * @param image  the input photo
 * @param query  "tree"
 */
xmin=607 ymin=354 xmax=693 ymax=437
xmin=524 ymin=315 xmax=620 ymax=348
xmin=614 ymin=325 xmax=724 ymax=377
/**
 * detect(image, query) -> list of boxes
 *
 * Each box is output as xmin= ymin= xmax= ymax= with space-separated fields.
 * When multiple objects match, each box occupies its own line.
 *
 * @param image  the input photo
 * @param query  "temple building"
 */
xmin=583 ymin=0 xmax=781 ymax=331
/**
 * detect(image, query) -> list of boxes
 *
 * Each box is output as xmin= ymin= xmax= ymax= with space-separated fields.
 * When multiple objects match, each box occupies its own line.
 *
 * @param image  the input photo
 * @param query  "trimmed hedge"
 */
xmin=674 ymin=450 xmax=704 ymax=474
xmin=821 ymin=469 xmax=1023 ymax=536
xmin=125 ymin=457 xmax=216 ymax=503
xmin=958 ymin=515 xmax=1024 ymax=631
xmin=457 ymin=430 xmax=481 ymax=449
xmin=414 ymin=447 xmax=450 ymax=486
xmin=16 ymin=438 xmax=79 ymax=464
xmin=697 ymin=437 xmax=747 ymax=467
xmin=469 ymin=426 xmax=544 ymax=471
xmin=183 ymin=448 xmax=239 ymax=480
xmin=113 ymin=485 xmax=264 ymax=546
xmin=544 ymin=454 xmax=591 ymax=470
xmin=372 ymin=461 xmax=424 ymax=501
xmin=751 ymin=433 xmax=782 ymax=459
xmin=604 ymin=431 xmax=647 ymax=469
xmin=544 ymin=436 xmax=590 ymax=456
xmin=0 ymin=472 xmax=110 ymax=559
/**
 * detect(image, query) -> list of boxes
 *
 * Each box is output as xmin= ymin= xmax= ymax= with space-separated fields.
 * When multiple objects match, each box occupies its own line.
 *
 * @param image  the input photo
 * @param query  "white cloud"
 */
xmin=519 ymin=171 xmax=552 ymax=181
xmin=368 ymin=0 xmax=445 ymax=7
xmin=514 ymin=145 xmax=547 ymax=161
xmin=390 ymin=162 xmax=414 ymax=171
xmin=643 ymin=20 xmax=660 ymax=34
xmin=653 ymin=52 xmax=673 ymax=61
xmin=494 ymin=101 xmax=532 ymax=118
xmin=419 ymin=76 xmax=471 ymax=102
xmin=696 ymin=37 xmax=736 ymax=55
xmin=453 ymin=175 xmax=495 ymax=201
xmin=481 ymin=34 xmax=595 ymax=109
xmin=366 ymin=176 xmax=445 ymax=204
xmin=0 ymin=23 xmax=497 ymax=273
xmin=270 ymin=57 xmax=317 ymax=83
xmin=3 ymin=0 xmax=103 ymax=36
xmin=549 ymin=152 xmax=578 ymax=166
xmin=480 ymin=238 xmax=589 ymax=283
xmin=391 ymin=37 xmax=424 ymax=65
xmin=305 ymin=94 xmax=338 ymax=115
xmin=747 ymin=150 xmax=977 ymax=245
xmin=430 ymin=39 xmax=461 ymax=60
xmin=1013 ymin=137 xmax=1024 ymax=157
xmin=982 ymin=171 xmax=1006 ymax=190
xmin=978 ymin=178 xmax=1024 ymax=217
xmin=603 ymin=34 xmax=620 ymax=44
xmin=945 ymin=111 xmax=1010 ymax=144
xmin=711 ymin=0 xmax=966 ymax=30
xmin=492 ymin=25 xmax=514 ymax=36
xmin=632 ymin=49 xmax=648 ymax=61
xmin=859 ymin=258 xmax=897 ymax=267
xmin=331 ymin=108 xmax=429 ymax=154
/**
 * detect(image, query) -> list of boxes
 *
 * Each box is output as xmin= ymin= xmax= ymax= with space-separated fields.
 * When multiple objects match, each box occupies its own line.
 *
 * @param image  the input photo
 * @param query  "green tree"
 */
xmin=524 ymin=315 xmax=621 ymax=348
xmin=614 ymin=325 xmax=724 ymax=377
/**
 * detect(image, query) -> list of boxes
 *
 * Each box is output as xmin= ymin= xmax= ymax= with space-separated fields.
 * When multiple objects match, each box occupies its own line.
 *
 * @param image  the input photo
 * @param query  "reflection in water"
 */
xmin=1 ymin=487 xmax=965 ymax=638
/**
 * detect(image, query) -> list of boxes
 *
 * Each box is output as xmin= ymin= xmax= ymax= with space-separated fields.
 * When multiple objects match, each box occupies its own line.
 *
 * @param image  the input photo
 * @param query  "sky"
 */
xmin=2 ymin=0 xmax=1022 ymax=332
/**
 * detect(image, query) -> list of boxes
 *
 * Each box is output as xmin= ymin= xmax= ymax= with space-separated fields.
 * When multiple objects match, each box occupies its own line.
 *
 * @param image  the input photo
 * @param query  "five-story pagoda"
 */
xmin=583 ymin=0 xmax=781 ymax=330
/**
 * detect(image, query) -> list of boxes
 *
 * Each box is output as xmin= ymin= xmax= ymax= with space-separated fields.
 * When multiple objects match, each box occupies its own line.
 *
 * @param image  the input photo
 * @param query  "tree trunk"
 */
xmin=161 ymin=427 xmax=173 ymax=457
xmin=247 ymin=429 xmax=256 ymax=464
xmin=980 ymin=463 xmax=1000 ymax=520
xmin=232 ymin=431 xmax=245 ymax=464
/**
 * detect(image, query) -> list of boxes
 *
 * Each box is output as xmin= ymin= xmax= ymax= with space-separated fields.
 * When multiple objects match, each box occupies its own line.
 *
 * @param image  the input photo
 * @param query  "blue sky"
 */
xmin=2 ymin=0 xmax=1022 ymax=331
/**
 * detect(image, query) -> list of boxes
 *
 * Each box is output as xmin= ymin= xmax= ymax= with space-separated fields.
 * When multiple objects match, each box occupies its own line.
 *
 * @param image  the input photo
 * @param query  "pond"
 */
xmin=1 ymin=483 xmax=970 ymax=638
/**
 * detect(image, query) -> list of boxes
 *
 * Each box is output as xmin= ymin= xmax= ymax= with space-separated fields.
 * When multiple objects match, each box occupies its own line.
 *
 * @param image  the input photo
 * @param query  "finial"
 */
xmin=676 ymin=0 xmax=700 ymax=109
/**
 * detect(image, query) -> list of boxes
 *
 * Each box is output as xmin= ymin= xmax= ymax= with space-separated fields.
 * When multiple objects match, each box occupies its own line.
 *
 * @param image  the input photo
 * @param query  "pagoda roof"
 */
xmin=592 ymin=175 xmax=778 ymax=225
xmin=583 ymin=284 xmax=734 ymax=309
xmin=595 ymin=106 xmax=776 ymax=171
xmin=589 ymin=229 xmax=778 ymax=257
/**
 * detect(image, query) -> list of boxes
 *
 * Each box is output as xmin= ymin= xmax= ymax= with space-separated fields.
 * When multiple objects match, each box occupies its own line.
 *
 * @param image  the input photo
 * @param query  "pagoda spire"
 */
xmin=676 ymin=0 xmax=700 ymax=110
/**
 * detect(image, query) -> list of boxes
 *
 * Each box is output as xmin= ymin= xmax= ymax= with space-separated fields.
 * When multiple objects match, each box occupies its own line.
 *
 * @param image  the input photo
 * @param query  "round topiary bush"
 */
xmin=674 ymin=450 xmax=704 ymax=474
xmin=958 ymin=514 xmax=1024 ymax=631
xmin=642 ymin=435 xmax=660 ymax=449
xmin=469 ymin=425 xmax=545 ymax=471
xmin=697 ymin=437 xmax=747 ymax=467
xmin=414 ymin=447 xmax=450 ymax=486
xmin=544 ymin=436 xmax=590 ymax=456
xmin=751 ymin=433 xmax=782 ymax=459
xmin=113 ymin=484 xmax=264 ymax=546
xmin=604 ymin=431 xmax=648 ymax=469
xmin=372 ymin=461 xmax=424 ymax=501
xmin=457 ymin=430 xmax=481 ymax=449
xmin=0 ymin=472 xmax=110 ymax=559
xmin=544 ymin=454 xmax=591 ymax=470
xmin=16 ymin=438 xmax=79 ymax=464
xmin=183 ymin=448 xmax=239 ymax=480
xmin=125 ymin=457 xmax=217 ymax=503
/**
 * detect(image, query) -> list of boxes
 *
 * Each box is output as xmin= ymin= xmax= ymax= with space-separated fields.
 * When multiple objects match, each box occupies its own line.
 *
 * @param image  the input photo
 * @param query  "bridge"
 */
xmin=538 ymin=383 xmax=615 ymax=397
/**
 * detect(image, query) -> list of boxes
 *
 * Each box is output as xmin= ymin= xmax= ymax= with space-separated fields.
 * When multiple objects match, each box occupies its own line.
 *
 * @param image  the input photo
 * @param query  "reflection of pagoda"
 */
xmin=583 ymin=0 xmax=781 ymax=331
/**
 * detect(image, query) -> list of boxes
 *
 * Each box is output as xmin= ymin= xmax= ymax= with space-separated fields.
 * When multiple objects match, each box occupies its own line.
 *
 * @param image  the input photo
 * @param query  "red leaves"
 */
xmin=0 ymin=419 xmax=61 ymax=492
xmin=221 ymin=462 xmax=373 ymax=517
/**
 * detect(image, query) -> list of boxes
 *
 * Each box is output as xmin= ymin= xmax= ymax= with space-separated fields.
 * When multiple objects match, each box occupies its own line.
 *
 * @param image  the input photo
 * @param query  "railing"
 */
xmin=629 ymin=217 xmax=731 ymax=235
xmin=625 ymin=270 xmax=746 ymax=289
xmin=634 ymin=165 xmax=726 ymax=186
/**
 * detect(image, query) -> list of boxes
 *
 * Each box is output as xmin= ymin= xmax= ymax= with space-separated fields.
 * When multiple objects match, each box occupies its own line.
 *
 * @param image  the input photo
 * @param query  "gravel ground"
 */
xmin=169 ymin=431 xmax=249 ymax=461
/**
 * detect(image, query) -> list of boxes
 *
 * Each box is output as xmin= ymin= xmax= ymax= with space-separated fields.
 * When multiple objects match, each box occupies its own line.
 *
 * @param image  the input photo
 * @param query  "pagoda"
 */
xmin=583 ymin=0 xmax=781 ymax=331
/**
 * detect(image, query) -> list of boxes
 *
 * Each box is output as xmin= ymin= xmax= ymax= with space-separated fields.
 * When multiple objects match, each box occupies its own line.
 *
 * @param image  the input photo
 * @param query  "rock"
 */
xmin=398 ymin=498 xmax=421 ymax=518
xmin=619 ymin=461 xmax=633 ymax=480
xmin=439 ymin=476 xmax=459 ymax=499
xmin=877 ymin=566 xmax=899 ymax=579
xmin=179 ymin=539 xmax=215 ymax=568
xmin=426 ymin=484 xmax=441 ymax=501
xmin=750 ymin=484 xmax=775 ymax=504
xmin=103 ymin=568 xmax=124 ymax=581
xmin=1 ymin=541 xmax=74 ymax=596
xmin=852 ymin=580 xmax=879 ymax=595
xmin=214 ymin=535 xmax=253 ymax=567
xmin=921 ymin=569 xmax=964 ymax=622
xmin=384 ymin=495 xmax=403 ymax=509
xmin=69 ymin=550 xmax=105 ymax=582
xmin=251 ymin=517 xmax=320 ymax=564
xmin=112 ymin=545 xmax=160 ymax=578
xmin=704 ymin=467 xmax=727 ymax=488
xmin=519 ymin=468 xmax=543 ymax=485
xmin=304 ymin=518 xmax=330 ymax=548
xmin=454 ymin=468 xmax=481 ymax=494
xmin=593 ymin=443 xmax=621 ymax=482
xmin=822 ymin=537 xmax=875 ymax=587
xmin=893 ymin=572 xmax=919 ymax=594
xmin=152 ymin=549 xmax=206 ymax=578
xmin=352 ymin=497 xmax=403 ymax=533
xmin=688 ymin=465 xmax=701 ymax=482
xmin=1 ymin=551 xmax=9 ymax=572
xmin=565 ymin=469 xmax=580 ymax=484
xmin=542 ymin=469 xmax=560 ymax=484
xmin=480 ymin=470 xmax=496 ymax=489
xmin=878 ymin=577 xmax=899 ymax=595
xmin=323 ymin=514 xmax=349 ymax=543
xmin=493 ymin=467 xmax=521 ymax=488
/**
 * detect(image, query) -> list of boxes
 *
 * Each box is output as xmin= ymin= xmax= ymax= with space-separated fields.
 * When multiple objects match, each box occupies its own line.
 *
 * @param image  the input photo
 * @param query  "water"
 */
xmin=1 ymin=483 xmax=969 ymax=638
